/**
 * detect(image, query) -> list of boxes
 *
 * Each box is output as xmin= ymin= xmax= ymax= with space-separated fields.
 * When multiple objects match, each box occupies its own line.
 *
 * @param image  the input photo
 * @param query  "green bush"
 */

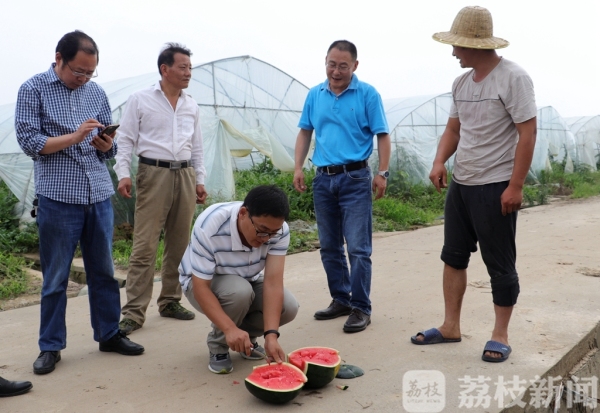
xmin=234 ymin=158 xmax=315 ymax=221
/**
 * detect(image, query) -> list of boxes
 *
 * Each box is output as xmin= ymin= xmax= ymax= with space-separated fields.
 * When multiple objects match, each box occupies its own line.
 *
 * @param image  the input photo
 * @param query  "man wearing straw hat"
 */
xmin=410 ymin=6 xmax=537 ymax=363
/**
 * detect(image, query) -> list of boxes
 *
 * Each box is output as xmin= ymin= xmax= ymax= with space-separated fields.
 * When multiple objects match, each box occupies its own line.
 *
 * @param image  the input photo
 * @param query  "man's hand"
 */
xmin=117 ymin=178 xmax=132 ymax=199
xmin=90 ymin=130 xmax=114 ymax=152
xmin=264 ymin=334 xmax=285 ymax=364
xmin=372 ymin=175 xmax=387 ymax=199
xmin=293 ymin=170 xmax=307 ymax=193
xmin=429 ymin=162 xmax=448 ymax=193
xmin=196 ymin=184 xmax=208 ymax=204
xmin=224 ymin=326 xmax=253 ymax=356
xmin=74 ymin=119 xmax=103 ymax=145
xmin=500 ymin=184 xmax=523 ymax=216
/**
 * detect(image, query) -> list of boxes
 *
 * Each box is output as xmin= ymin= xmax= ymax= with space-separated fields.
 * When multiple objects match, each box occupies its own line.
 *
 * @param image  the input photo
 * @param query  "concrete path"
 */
xmin=1 ymin=197 xmax=600 ymax=412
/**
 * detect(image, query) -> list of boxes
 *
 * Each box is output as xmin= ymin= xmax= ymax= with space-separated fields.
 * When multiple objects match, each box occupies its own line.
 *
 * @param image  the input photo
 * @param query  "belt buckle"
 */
xmin=170 ymin=161 xmax=183 ymax=170
xmin=325 ymin=166 xmax=335 ymax=175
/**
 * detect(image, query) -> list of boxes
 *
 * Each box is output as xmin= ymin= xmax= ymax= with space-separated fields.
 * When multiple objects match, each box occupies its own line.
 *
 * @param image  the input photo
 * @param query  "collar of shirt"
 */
xmin=45 ymin=63 xmax=74 ymax=90
xmin=322 ymin=74 xmax=359 ymax=95
xmin=229 ymin=203 xmax=251 ymax=251
xmin=154 ymin=81 xmax=191 ymax=104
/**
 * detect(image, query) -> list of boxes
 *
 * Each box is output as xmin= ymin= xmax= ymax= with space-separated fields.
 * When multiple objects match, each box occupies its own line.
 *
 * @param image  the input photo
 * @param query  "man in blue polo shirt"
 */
xmin=293 ymin=40 xmax=391 ymax=333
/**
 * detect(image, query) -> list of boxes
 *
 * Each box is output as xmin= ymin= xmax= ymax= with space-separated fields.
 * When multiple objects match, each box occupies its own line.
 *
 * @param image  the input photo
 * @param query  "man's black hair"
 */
xmin=55 ymin=30 xmax=99 ymax=64
xmin=327 ymin=40 xmax=357 ymax=61
xmin=157 ymin=43 xmax=192 ymax=75
xmin=242 ymin=185 xmax=290 ymax=220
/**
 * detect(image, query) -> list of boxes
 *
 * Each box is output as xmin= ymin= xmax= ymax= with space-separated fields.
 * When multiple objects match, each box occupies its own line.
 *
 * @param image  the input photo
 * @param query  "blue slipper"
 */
xmin=481 ymin=340 xmax=512 ymax=362
xmin=411 ymin=328 xmax=462 ymax=345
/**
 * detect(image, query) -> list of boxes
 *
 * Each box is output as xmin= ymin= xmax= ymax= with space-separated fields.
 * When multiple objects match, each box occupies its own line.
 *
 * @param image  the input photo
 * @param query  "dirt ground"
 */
xmin=2 ymin=196 xmax=600 ymax=413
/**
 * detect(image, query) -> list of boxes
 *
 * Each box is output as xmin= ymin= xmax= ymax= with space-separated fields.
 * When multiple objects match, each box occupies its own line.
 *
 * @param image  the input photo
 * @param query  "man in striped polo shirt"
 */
xmin=179 ymin=185 xmax=299 ymax=374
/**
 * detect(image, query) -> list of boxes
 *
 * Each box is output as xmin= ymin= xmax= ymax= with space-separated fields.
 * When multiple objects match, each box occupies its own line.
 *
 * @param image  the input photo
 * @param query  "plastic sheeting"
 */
xmin=107 ymin=56 xmax=308 ymax=206
xmin=537 ymin=106 xmax=577 ymax=173
xmin=1 ymin=56 xmax=309 ymax=223
xmin=0 ymin=103 xmax=34 ymax=219
xmin=371 ymin=97 xmax=576 ymax=184
xmin=566 ymin=115 xmax=600 ymax=171
xmin=371 ymin=93 xmax=453 ymax=184
xmin=2 ymin=57 xmax=598 ymax=222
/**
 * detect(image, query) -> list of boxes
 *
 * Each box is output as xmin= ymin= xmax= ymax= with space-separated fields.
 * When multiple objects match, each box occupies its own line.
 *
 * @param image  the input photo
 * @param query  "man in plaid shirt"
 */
xmin=15 ymin=30 xmax=144 ymax=376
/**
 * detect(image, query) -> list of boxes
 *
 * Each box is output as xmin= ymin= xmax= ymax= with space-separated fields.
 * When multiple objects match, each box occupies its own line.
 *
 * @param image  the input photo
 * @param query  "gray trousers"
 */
xmin=184 ymin=274 xmax=299 ymax=354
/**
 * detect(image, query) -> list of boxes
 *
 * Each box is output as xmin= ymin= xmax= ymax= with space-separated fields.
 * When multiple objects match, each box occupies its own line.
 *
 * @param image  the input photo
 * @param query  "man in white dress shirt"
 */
xmin=113 ymin=43 xmax=207 ymax=334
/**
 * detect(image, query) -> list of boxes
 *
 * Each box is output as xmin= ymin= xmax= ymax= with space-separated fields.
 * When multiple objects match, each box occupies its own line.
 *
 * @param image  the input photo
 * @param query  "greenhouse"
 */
xmin=106 ymin=55 xmax=309 ymax=223
xmin=1 ymin=55 xmax=598 ymax=222
xmin=1 ymin=56 xmax=310 ymax=223
xmin=566 ymin=115 xmax=600 ymax=171
xmin=371 ymin=96 xmax=564 ymax=184
xmin=532 ymin=106 xmax=577 ymax=175
xmin=0 ymin=102 xmax=33 ymax=219
xmin=370 ymin=93 xmax=452 ymax=184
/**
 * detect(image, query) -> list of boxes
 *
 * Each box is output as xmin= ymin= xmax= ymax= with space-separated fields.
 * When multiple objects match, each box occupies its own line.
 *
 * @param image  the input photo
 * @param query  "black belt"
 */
xmin=317 ymin=160 xmax=368 ymax=175
xmin=139 ymin=156 xmax=193 ymax=170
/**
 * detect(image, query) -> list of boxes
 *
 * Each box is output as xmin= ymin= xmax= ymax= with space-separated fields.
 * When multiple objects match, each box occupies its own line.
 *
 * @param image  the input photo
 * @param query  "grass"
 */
xmin=0 ymin=181 xmax=37 ymax=299
xmin=0 ymin=252 xmax=30 ymax=299
xmin=523 ymin=161 xmax=600 ymax=206
xmin=113 ymin=237 xmax=164 ymax=271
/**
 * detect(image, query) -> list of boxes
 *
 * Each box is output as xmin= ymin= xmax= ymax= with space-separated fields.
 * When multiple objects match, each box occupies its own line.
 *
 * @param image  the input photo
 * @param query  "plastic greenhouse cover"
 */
xmin=565 ymin=115 xmax=600 ymax=172
xmin=1 ymin=57 xmax=596 ymax=223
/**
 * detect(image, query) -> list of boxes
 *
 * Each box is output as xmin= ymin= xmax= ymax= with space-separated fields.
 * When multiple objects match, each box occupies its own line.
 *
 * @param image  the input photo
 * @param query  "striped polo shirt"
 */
xmin=179 ymin=202 xmax=290 ymax=291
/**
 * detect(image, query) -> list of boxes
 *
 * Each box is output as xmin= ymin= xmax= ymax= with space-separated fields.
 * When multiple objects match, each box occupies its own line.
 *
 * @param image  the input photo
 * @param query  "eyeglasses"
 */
xmin=249 ymin=215 xmax=283 ymax=239
xmin=326 ymin=62 xmax=351 ymax=73
xmin=66 ymin=62 xmax=98 ymax=79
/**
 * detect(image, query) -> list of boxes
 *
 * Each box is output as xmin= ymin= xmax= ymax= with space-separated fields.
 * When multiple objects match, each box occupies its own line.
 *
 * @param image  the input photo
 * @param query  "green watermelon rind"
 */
xmin=245 ymin=362 xmax=307 ymax=404
xmin=287 ymin=346 xmax=342 ymax=389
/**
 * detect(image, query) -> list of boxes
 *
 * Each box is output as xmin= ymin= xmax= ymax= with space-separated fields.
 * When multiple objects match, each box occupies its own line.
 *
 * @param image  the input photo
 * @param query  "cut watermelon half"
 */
xmin=245 ymin=362 xmax=307 ymax=404
xmin=287 ymin=346 xmax=341 ymax=388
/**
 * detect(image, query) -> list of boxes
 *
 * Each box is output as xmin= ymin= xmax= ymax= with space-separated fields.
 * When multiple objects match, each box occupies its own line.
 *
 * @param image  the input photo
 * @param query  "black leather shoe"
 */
xmin=0 ymin=376 xmax=33 ymax=397
xmin=314 ymin=300 xmax=352 ymax=320
xmin=343 ymin=309 xmax=371 ymax=333
xmin=99 ymin=331 xmax=145 ymax=355
xmin=33 ymin=351 xmax=61 ymax=375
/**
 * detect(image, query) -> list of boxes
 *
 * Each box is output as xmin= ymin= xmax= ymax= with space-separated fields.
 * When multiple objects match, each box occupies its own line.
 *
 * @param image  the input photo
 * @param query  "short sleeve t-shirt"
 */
xmin=449 ymin=58 xmax=537 ymax=185
xmin=178 ymin=202 xmax=290 ymax=291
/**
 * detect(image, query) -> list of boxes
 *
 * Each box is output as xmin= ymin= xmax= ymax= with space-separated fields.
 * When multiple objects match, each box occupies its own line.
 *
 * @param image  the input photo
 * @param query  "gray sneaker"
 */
xmin=239 ymin=342 xmax=266 ymax=360
xmin=209 ymin=352 xmax=233 ymax=374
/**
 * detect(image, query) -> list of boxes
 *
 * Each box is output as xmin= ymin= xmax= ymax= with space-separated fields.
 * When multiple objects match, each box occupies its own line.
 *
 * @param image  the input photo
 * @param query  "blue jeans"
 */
xmin=312 ymin=166 xmax=373 ymax=315
xmin=37 ymin=196 xmax=120 ymax=351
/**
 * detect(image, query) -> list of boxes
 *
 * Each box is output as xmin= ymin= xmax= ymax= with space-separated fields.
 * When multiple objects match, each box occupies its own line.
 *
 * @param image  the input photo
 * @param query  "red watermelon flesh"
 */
xmin=245 ymin=363 xmax=307 ymax=404
xmin=287 ymin=347 xmax=341 ymax=388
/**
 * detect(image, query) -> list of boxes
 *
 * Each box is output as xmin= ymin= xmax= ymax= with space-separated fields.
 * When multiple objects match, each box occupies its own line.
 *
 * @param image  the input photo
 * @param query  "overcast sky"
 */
xmin=1 ymin=0 xmax=598 ymax=118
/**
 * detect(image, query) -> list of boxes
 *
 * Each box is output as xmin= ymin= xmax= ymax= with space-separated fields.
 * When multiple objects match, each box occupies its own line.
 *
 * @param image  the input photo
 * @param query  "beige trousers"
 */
xmin=184 ymin=274 xmax=299 ymax=354
xmin=121 ymin=163 xmax=196 ymax=324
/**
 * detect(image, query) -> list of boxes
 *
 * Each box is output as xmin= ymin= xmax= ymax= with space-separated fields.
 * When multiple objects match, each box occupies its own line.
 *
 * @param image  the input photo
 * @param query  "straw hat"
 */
xmin=432 ymin=6 xmax=509 ymax=49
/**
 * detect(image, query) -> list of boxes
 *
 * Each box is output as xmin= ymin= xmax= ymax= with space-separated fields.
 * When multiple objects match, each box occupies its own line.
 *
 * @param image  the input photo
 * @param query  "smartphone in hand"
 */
xmin=99 ymin=124 xmax=120 ymax=139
